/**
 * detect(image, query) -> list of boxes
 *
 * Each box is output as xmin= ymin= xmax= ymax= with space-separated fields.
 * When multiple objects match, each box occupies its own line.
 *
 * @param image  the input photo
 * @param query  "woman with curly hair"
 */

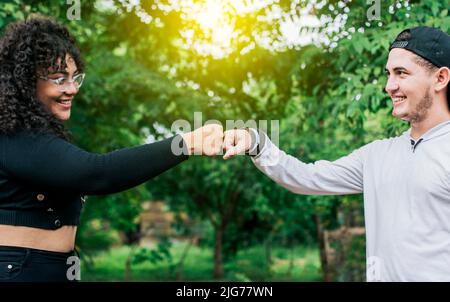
xmin=0 ymin=15 xmax=223 ymax=282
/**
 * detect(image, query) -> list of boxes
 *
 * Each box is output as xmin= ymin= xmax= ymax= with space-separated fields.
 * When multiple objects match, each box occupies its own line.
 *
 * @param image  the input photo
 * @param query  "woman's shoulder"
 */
xmin=0 ymin=129 xmax=62 ymax=145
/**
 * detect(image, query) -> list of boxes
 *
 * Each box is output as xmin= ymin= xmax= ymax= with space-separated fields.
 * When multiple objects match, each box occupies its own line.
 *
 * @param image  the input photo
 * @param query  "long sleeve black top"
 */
xmin=0 ymin=130 xmax=188 ymax=229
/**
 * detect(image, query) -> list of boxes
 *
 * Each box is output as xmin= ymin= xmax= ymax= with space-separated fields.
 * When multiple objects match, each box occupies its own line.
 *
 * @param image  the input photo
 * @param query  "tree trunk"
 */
xmin=287 ymin=241 xmax=295 ymax=279
xmin=213 ymin=227 xmax=224 ymax=279
xmin=175 ymin=237 xmax=196 ymax=281
xmin=315 ymin=214 xmax=333 ymax=282
xmin=124 ymin=245 xmax=136 ymax=281
xmin=264 ymin=232 xmax=273 ymax=272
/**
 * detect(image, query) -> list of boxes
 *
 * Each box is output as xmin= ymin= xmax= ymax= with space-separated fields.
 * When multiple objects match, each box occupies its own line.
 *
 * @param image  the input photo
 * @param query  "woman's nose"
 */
xmin=63 ymin=82 xmax=79 ymax=95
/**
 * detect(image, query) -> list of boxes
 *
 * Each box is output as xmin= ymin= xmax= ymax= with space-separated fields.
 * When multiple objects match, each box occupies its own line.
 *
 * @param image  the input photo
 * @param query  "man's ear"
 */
xmin=435 ymin=66 xmax=450 ymax=93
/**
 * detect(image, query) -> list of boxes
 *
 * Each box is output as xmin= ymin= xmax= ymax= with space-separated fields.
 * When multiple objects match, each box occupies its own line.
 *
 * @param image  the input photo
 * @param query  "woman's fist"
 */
xmin=181 ymin=124 xmax=224 ymax=156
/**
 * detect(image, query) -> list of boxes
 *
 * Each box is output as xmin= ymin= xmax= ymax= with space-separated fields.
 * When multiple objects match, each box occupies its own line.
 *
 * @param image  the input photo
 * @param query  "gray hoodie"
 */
xmin=251 ymin=120 xmax=450 ymax=281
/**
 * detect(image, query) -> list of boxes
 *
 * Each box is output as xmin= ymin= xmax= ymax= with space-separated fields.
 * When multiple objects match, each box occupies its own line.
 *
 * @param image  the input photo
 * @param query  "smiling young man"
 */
xmin=386 ymin=28 xmax=450 ymax=140
xmin=223 ymin=26 xmax=450 ymax=281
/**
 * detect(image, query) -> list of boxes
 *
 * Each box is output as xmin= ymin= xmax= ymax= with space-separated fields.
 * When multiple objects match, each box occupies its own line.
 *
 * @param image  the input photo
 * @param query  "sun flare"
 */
xmin=183 ymin=0 xmax=237 ymax=58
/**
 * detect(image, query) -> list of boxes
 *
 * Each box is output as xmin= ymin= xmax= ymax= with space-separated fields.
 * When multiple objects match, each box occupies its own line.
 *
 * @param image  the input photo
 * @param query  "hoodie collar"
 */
xmin=402 ymin=119 xmax=450 ymax=142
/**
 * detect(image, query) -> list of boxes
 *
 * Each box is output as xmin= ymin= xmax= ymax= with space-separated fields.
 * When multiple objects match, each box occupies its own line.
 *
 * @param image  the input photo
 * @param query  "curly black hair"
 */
xmin=0 ymin=14 xmax=84 ymax=140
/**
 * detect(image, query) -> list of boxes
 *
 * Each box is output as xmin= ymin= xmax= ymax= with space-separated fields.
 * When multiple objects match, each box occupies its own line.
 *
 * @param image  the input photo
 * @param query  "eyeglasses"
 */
xmin=38 ymin=73 xmax=85 ymax=92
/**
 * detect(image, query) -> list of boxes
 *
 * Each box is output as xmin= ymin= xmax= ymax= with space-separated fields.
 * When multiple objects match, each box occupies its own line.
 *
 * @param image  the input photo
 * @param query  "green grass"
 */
xmin=80 ymin=242 xmax=322 ymax=282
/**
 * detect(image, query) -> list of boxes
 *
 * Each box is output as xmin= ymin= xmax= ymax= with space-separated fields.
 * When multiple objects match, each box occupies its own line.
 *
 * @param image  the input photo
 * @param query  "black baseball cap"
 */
xmin=390 ymin=26 xmax=450 ymax=68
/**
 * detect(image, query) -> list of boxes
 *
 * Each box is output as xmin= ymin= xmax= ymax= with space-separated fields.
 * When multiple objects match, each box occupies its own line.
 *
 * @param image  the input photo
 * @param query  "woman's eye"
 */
xmin=54 ymin=78 xmax=67 ymax=85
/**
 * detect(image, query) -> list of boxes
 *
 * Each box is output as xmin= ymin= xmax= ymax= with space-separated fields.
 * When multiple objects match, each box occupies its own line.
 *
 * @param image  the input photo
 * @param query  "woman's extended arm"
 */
xmin=1 ymin=131 xmax=188 ymax=195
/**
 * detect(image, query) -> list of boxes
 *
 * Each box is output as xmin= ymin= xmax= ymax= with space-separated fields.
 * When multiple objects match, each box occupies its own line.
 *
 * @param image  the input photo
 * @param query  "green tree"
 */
xmin=2 ymin=0 xmax=447 ymax=281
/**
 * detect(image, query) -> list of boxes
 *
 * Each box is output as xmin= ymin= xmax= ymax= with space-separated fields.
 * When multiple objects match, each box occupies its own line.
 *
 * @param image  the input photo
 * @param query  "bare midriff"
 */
xmin=0 ymin=224 xmax=77 ymax=253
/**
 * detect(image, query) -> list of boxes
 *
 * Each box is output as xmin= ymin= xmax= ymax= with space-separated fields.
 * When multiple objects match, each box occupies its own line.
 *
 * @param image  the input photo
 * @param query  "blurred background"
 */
xmin=0 ymin=0 xmax=448 ymax=281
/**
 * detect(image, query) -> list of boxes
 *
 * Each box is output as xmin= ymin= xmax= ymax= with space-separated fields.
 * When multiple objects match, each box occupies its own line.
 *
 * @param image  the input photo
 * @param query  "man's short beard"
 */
xmin=409 ymin=88 xmax=433 ymax=124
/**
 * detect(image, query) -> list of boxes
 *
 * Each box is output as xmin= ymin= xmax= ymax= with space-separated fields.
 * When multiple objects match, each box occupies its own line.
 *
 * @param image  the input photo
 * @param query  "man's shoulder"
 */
xmin=362 ymin=134 xmax=406 ymax=152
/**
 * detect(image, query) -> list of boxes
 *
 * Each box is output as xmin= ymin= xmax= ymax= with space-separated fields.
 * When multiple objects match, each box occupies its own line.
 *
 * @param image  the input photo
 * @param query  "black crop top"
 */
xmin=0 ymin=131 xmax=188 ymax=230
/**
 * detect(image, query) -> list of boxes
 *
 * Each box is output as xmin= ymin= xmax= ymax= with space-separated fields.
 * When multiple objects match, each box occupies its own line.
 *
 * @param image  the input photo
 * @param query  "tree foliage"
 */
xmin=1 ymin=0 xmax=448 ymax=280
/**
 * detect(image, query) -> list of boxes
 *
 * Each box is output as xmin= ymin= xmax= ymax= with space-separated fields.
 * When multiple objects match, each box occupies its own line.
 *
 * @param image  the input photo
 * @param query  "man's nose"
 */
xmin=385 ymin=76 xmax=399 ymax=94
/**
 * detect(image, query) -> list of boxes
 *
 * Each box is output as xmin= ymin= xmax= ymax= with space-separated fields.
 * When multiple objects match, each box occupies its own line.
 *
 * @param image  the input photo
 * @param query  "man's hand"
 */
xmin=181 ymin=124 xmax=224 ymax=156
xmin=222 ymin=129 xmax=252 ymax=160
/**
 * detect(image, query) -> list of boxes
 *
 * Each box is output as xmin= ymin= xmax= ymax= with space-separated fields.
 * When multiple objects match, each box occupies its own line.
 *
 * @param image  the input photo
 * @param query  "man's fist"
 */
xmin=222 ymin=129 xmax=252 ymax=160
xmin=181 ymin=124 xmax=224 ymax=156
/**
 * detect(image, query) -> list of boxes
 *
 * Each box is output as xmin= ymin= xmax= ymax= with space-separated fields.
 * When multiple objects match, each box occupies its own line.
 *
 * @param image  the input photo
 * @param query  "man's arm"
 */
xmin=223 ymin=129 xmax=366 ymax=195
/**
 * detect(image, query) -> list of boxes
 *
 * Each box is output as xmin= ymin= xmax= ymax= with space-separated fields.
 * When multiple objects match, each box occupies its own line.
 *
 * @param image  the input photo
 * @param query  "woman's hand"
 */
xmin=181 ymin=124 xmax=224 ymax=156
